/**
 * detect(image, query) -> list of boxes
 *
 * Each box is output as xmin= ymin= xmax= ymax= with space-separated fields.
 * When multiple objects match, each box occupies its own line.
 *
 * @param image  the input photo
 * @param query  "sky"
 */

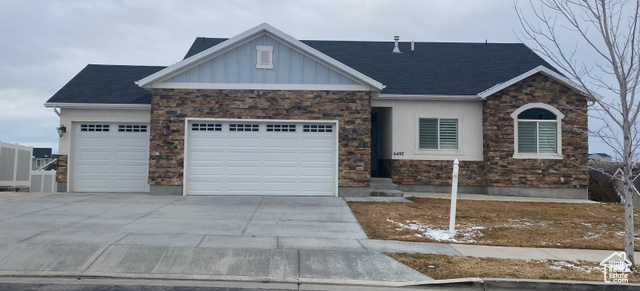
xmin=0 ymin=0 xmax=614 ymax=155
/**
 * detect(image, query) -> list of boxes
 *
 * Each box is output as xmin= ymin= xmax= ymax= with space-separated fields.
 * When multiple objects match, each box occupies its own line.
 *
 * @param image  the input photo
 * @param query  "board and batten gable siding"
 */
xmin=165 ymin=35 xmax=358 ymax=85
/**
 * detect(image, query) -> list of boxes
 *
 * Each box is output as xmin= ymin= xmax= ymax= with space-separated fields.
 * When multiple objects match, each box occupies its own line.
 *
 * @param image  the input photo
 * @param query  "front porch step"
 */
xmin=370 ymin=178 xmax=403 ymax=197
xmin=370 ymin=178 xmax=399 ymax=190
xmin=370 ymin=189 xmax=404 ymax=197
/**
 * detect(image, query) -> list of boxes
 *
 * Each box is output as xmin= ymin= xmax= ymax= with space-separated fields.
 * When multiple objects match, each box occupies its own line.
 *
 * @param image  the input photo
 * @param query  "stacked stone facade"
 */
xmin=388 ymin=73 xmax=589 ymax=193
xmin=149 ymin=89 xmax=371 ymax=188
xmin=56 ymin=154 xmax=67 ymax=183
xmin=390 ymin=160 xmax=485 ymax=186
xmin=482 ymin=74 xmax=588 ymax=189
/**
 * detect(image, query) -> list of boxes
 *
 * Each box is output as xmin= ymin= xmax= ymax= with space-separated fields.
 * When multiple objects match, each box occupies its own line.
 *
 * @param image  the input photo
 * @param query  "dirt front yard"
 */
xmin=348 ymin=197 xmax=640 ymax=250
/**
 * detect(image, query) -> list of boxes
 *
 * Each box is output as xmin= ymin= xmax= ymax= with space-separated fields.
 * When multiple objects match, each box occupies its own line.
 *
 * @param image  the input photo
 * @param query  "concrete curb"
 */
xmin=0 ymin=272 xmax=428 ymax=288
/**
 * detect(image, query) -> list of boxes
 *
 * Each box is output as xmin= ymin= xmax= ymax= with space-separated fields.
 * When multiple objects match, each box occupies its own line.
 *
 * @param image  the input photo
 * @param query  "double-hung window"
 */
xmin=512 ymin=103 xmax=564 ymax=159
xmin=419 ymin=118 xmax=458 ymax=150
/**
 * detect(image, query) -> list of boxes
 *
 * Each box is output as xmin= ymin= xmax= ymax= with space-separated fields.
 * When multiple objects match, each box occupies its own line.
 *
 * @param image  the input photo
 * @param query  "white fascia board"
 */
xmin=375 ymin=94 xmax=481 ymax=101
xmin=477 ymin=65 xmax=603 ymax=101
xmin=149 ymin=82 xmax=374 ymax=91
xmin=43 ymin=103 xmax=151 ymax=109
xmin=136 ymin=23 xmax=384 ymax=91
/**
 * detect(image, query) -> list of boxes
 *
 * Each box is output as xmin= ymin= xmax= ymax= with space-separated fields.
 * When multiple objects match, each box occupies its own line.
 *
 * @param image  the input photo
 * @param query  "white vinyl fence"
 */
xmin=0 ymin=141 xmax=32 ymax=189
xmin=31 ymin=170 xmax=57 ymax=192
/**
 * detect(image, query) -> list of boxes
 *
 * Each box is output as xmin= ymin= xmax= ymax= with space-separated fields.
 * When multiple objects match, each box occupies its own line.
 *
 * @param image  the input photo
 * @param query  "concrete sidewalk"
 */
xmin=406 ymin=192 xmax=597 ymax=203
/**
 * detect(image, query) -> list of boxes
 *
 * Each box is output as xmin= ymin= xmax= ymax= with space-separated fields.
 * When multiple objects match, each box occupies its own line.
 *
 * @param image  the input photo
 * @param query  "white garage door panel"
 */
xmin=187 ymin=121 xmax=336 ymax=196
xmin=72 ymin=123 xmax=150 ymax=192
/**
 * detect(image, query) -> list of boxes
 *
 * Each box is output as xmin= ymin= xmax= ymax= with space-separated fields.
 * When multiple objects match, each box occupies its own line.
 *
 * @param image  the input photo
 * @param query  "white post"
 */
xmin=449 ymin=158 xmax=459 ymax=238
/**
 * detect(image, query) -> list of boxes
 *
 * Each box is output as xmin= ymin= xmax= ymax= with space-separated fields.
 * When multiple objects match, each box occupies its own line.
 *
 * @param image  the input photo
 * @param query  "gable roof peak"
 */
xmin=137 ymin=22 xmax=383 ymax=90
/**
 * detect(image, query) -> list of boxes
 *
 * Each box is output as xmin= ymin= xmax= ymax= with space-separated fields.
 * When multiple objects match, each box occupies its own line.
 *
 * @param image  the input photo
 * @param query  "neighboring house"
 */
xmin=32 ymin=148 xmax=53 ymax=170
xmin=589 ymin=153 xmax=614 ymax=162
xmin=45 ymin=23 xmax=591 ymax=198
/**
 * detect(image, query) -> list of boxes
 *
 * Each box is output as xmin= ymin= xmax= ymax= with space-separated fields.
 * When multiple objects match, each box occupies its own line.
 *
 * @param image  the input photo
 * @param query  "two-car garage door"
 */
xmin=186 ymin=120 xmax=337 ymax=196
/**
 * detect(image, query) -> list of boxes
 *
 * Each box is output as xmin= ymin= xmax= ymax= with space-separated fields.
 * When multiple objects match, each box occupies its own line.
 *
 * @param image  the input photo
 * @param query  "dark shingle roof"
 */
xmin=185 ymin=38 xmax=558 ymax=95
xmin=184 ymin=37 xmax=226 ymax=59
xmin=46 ymin=64 xmax=165 ymax=104
xmin=48 ymin=37 xmax=558 ymax=104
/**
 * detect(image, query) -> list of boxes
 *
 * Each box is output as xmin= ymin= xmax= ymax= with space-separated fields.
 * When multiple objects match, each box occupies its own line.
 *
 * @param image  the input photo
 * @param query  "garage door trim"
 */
xmin=183 ymin=118 xmax=339 ymax=197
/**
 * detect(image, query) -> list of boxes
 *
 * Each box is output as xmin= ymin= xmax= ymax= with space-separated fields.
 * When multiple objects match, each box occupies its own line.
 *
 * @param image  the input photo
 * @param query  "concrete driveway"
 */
xmin=0 ymin=193 xmax=430 ymax=286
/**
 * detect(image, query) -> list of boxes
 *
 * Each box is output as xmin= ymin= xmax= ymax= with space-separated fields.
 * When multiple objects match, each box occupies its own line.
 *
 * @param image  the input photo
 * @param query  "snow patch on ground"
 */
xmin=387 ymin=219 xmax=483 ymax=243
xmin=547 ymin=260 xmax=603 ymax=274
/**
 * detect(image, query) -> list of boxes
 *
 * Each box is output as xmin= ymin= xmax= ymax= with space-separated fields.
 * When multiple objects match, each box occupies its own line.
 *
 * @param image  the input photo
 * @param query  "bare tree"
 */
xmin=516 ymin=0 xmax=640 ymax=266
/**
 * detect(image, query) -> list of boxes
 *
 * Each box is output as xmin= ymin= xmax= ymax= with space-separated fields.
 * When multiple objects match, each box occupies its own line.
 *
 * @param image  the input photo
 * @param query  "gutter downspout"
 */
xmin=52 ymin=106 xmax=60 ymax=117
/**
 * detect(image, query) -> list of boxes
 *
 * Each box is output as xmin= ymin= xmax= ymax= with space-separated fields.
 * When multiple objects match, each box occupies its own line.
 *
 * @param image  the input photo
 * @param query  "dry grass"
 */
xmin=348 ymin=198 xmax=640 ymax=250
xmin=388 ymin=253 xmax=640 ymax=282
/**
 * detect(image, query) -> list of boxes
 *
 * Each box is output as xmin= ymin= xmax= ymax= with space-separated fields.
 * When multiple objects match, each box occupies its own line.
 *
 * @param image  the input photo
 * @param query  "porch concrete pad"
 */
xmin=199 ymin=235 xmax=277 ymax=249
xmin=343 ymin=197 xmax=412 ymax=203
xmin=116 ymin=234 xmax=205 ymax=247
xmin=0 ymin=243 xmax=106 ymax=274
xmin=299 ymin=250 xmax=432 ymax=285
xmin=360 ymin=239 xmax=462 ymax=255
xmin=118 ymin=218 xmax=248 ymax=235
xmin=85 ymin=245 xmax=299 ymax=282
xmin=278 ymin=237 xmax=365 ymax=251
xmin=244 ymin=220 xmax=367 ymax=239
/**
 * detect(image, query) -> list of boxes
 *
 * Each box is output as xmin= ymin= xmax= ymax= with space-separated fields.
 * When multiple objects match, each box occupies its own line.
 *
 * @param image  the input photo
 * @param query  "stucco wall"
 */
xmin=149 ymin=89 xmax=372 ymax=188
xmin=371 ymin=99 xmax=484 ymax=161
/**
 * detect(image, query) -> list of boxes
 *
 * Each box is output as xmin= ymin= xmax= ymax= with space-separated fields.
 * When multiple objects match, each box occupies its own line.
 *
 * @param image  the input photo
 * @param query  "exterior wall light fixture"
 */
xmin=57 ymin=125 xmax=67 ymax=137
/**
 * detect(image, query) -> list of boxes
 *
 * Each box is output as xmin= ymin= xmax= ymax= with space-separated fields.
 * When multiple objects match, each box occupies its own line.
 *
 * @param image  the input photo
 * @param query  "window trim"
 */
xmin=511 ymin=103 xmax=564 ymax=159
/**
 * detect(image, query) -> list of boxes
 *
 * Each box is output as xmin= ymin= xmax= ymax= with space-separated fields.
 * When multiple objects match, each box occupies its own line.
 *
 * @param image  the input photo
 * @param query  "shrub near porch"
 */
xmin=347 ymin=198 xmax=640 ymax=251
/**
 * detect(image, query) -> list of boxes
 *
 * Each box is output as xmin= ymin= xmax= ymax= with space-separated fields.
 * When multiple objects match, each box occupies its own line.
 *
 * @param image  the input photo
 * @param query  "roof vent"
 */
xmin=392 ymin=36 xmax=401 ymax=53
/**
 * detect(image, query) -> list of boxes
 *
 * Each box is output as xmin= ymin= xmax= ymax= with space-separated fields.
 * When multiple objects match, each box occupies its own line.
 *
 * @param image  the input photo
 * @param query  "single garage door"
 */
xmin=186 ymin=120 xmax=337 ymax=196
xmin=71 ymin=123 xmax=150 ymax=192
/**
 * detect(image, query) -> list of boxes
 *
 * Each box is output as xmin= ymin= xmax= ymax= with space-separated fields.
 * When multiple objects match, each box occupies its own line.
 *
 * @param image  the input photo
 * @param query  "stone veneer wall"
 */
xmin=482 ymin=73 xmax=588 ymax=189
xmin=149 ymin=89 xmax=371 ymax=188
xmin=56 ymin=154 xmax=67 ymax=183
xmin=390 ymin=159 xmax=485 ymax=186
